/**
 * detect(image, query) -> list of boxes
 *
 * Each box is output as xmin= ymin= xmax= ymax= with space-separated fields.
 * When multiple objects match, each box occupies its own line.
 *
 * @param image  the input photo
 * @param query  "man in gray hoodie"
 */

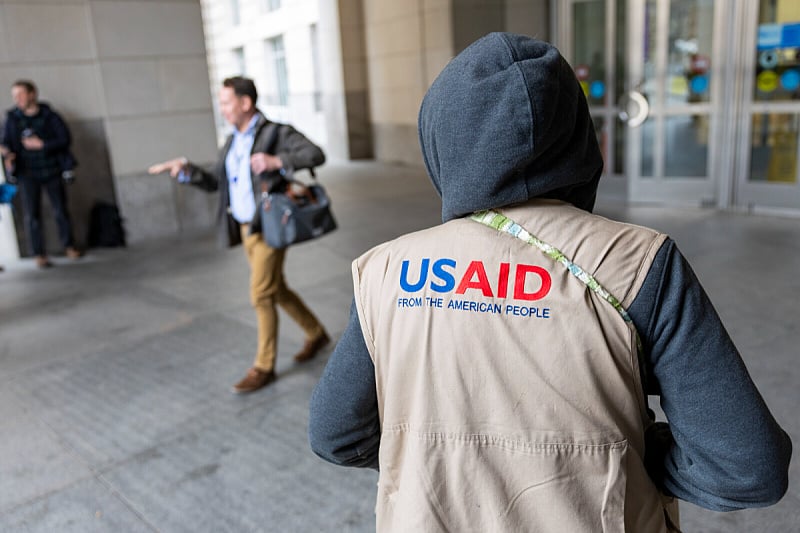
xmin=308 ymin=33 xmax=790 ymax=532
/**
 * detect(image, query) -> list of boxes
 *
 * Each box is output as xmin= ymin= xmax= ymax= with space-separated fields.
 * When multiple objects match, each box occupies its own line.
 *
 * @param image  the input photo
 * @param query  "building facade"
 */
xmin=1 ymin=0 xmax=798 ymax=262
xmin=199 ymin=0 xmax=549 ymax=165
xmin=200 ymin=0 xmax=328 ymax=150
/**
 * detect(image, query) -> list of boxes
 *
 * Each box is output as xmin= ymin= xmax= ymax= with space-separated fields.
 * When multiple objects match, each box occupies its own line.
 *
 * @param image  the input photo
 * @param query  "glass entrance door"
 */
xmin=733 ymin=0 xmax=800 ymax=212
xmin=626 ymin=0 xmax=722 ymax=204
xmin=558 ymin=0 xmax=727 ymax=206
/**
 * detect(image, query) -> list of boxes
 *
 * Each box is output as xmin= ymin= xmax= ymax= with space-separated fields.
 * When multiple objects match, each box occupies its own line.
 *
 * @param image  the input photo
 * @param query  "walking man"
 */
xmin=149 ymin=76 xmax=329 ymax=393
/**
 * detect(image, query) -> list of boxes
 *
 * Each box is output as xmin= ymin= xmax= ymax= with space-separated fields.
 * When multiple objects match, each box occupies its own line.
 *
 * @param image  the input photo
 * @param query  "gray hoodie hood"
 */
xmin=418 ymin=33 xmax=603 ymax=222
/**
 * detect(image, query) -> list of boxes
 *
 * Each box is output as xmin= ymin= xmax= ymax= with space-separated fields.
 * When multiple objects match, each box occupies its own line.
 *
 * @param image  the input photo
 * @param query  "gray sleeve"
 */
xmin=183 ymin=162 xmax=220 ymax=192
xmin=308 ymin=300 xmax=380 ymax=470
xmin=181 ymin=141 xmax=229 ymax=193
xmin=275 ymin=125 xmax=325 ymax=173
xmin=629 ymin=238 xmax=792 ymax=511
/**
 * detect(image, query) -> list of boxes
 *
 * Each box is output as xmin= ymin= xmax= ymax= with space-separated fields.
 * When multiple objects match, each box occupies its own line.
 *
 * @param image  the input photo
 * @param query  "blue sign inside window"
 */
xmin=758 ymin=22 xmax=800 ymax=50
xmin=781 ymin=69 xmax=800 ymax=91
xmin=690 ymin=75 xmax=709 ymax=94
xmin=589 ymin=81 xmax=605 ymax=99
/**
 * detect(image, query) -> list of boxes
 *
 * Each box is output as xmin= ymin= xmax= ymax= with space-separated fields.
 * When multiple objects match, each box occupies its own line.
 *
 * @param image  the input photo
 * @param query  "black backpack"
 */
xmin=88 ymin=201 xmax=126 ymax=247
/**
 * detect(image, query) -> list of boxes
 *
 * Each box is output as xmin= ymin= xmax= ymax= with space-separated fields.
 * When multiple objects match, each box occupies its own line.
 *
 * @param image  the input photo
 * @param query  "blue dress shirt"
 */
xmin=225 ymin=115 xmax=259 ymax=223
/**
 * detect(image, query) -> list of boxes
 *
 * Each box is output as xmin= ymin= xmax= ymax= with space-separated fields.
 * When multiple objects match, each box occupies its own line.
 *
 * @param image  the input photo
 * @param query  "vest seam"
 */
xmin=352 ymin=258 xmax=377 ymax=361
xmin=622 ymin=232 xmax=667 ymax=430
xmin=383 ymin=427 xmax=627 ymax=449
xmin=622 ymin=232 xmax=667 ymax=308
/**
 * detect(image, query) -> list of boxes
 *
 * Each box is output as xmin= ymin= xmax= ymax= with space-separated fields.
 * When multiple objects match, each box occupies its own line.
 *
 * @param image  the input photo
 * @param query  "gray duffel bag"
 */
xmin=260 ymin=183 xmax=337 ymax=249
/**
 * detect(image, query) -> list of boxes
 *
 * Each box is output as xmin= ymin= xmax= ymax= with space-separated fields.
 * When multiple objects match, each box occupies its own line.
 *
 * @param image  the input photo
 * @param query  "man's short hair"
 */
xmin=223 ymin=76 xmax=258 ymax=105
xmin=12 ymin=80 xmax=37 ymax=95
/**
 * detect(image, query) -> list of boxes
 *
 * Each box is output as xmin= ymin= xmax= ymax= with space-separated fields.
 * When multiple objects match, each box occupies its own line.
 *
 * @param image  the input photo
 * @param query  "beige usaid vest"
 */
xmin=353 ymin=199 xmax=673 ymax=532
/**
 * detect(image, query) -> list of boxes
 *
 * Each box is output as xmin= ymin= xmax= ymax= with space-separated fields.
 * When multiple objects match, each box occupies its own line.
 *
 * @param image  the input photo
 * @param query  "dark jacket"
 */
xmin=184 ymin=112 xmax=325 ymax=248
xmin=2 ymin=102 xmax=76 ymax=178
xmin=309 ymin=33 xmax=791 ymax=512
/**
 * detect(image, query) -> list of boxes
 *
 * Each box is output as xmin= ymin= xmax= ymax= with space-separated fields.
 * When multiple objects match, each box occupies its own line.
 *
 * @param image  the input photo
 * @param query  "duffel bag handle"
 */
xmin=286 ymin=182 xmax=318 ymax=205
xmin=261 ymin=182 xmax=318 ymax=211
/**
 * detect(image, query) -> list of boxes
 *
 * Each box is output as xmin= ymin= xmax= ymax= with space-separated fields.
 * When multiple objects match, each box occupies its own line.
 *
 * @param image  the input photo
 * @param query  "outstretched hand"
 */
xmin=148 ymin=157 xmax=188 ymax=178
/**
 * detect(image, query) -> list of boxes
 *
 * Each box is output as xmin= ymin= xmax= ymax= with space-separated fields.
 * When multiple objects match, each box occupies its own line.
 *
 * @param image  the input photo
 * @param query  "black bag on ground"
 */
xmin=88 ymin=201 xmax=126 ymax=247
xmin=260 ymin=183 xmax=337 ymax=249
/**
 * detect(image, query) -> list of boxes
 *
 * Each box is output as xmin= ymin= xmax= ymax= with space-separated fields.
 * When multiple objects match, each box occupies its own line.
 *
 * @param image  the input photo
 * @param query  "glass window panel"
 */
xmin=592 ymin=115 xmax=607 ymax=168
xmin=233 ymin=47 xmax=245 ymax=75
xmin=614 ymin=0 xmax=626 ymax=102
xmin=642 ymin=1 xmax=659 ymax=102
xmin=612 ymin=0 xmax=625 ymax=177
xmin=269 ymin=36 xmax=289 ymax=107
xmin=231 ymin=0 xmax=240 ymax=26
xmin=754 ymin=1 xmax=800 ymax=101
xmin=310 ymin=24 xmax=322 ymax=112
xmin=614 ymin=117 xmax=625 ymax=174
xmin=641 ymin=117 xmax=655 ymax=177
xmin=749 ymin=113 xmax=799 ymax=183
xmin=572 ymin=1 xmax=607 ymax=106
xmin=665 ymin=115 xmax=709 ymax=177
xmin=666 ymin=0 xmax=714 ymax=106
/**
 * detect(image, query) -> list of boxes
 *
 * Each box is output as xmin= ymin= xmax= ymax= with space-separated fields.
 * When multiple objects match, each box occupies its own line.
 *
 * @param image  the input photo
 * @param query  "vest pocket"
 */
xmin=377 ymin=429 xmax=628 ymax=533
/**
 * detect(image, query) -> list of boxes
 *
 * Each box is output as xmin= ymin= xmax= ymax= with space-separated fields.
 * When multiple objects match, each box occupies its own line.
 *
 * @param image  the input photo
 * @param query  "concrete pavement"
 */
xmin=1 ymin=162 xmax=797 ymax=532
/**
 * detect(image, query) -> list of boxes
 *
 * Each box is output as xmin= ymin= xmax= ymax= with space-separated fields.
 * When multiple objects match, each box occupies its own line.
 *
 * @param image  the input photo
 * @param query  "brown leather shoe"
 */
xmin=293 ymin=331 xmax=331 ymax=362
xmin=35 ymin=255 xmax=53 ymax=269
xmin=232 ymin=367 xmax=276 ymax=394
xmin=65 ymin=247 xmax=83 ymax=260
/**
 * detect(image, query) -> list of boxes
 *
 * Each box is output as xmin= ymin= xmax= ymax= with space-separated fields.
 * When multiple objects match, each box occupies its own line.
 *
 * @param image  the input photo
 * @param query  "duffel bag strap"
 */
xmin=470 ymin=209 xmax=638 ymax=337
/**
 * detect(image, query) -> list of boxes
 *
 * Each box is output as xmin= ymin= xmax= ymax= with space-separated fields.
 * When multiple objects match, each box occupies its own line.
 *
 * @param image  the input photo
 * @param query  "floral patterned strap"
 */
xmin=470 ymin=209 xmax=643 ymax=353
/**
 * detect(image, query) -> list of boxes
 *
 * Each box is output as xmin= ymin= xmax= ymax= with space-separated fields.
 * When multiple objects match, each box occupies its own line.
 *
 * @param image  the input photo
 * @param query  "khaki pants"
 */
xmin=241 ymin=225 xmax=324 ymax=371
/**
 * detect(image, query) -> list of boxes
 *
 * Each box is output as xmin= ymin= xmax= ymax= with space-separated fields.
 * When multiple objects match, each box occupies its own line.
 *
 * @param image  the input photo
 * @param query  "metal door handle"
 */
xmin=618 ymin=90 xmax=650 ymax=128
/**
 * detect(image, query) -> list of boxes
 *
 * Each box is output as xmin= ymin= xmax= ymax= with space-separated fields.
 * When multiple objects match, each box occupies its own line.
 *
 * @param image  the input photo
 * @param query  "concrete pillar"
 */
xmin=317 ymin=0 xmax=350 ymax=161
xmin=362 ymin=0 xmax=550 ymax=166
xmin=316 ymin=0 xmax=373 ymax=161
xmin=0 ymin=0 xmax=217 ymax=252
xmin=337 ymin=0 xmax=373 ymax=159
xmin=451 ymin=0 xmax=506 ymax=53
xmin=91 ymin=0 xmax=217 ymax=242
xmin=505 ymin=0 xmax=549 ymax=42
xmin=363 ymin=0 xmax=449 ymax=166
